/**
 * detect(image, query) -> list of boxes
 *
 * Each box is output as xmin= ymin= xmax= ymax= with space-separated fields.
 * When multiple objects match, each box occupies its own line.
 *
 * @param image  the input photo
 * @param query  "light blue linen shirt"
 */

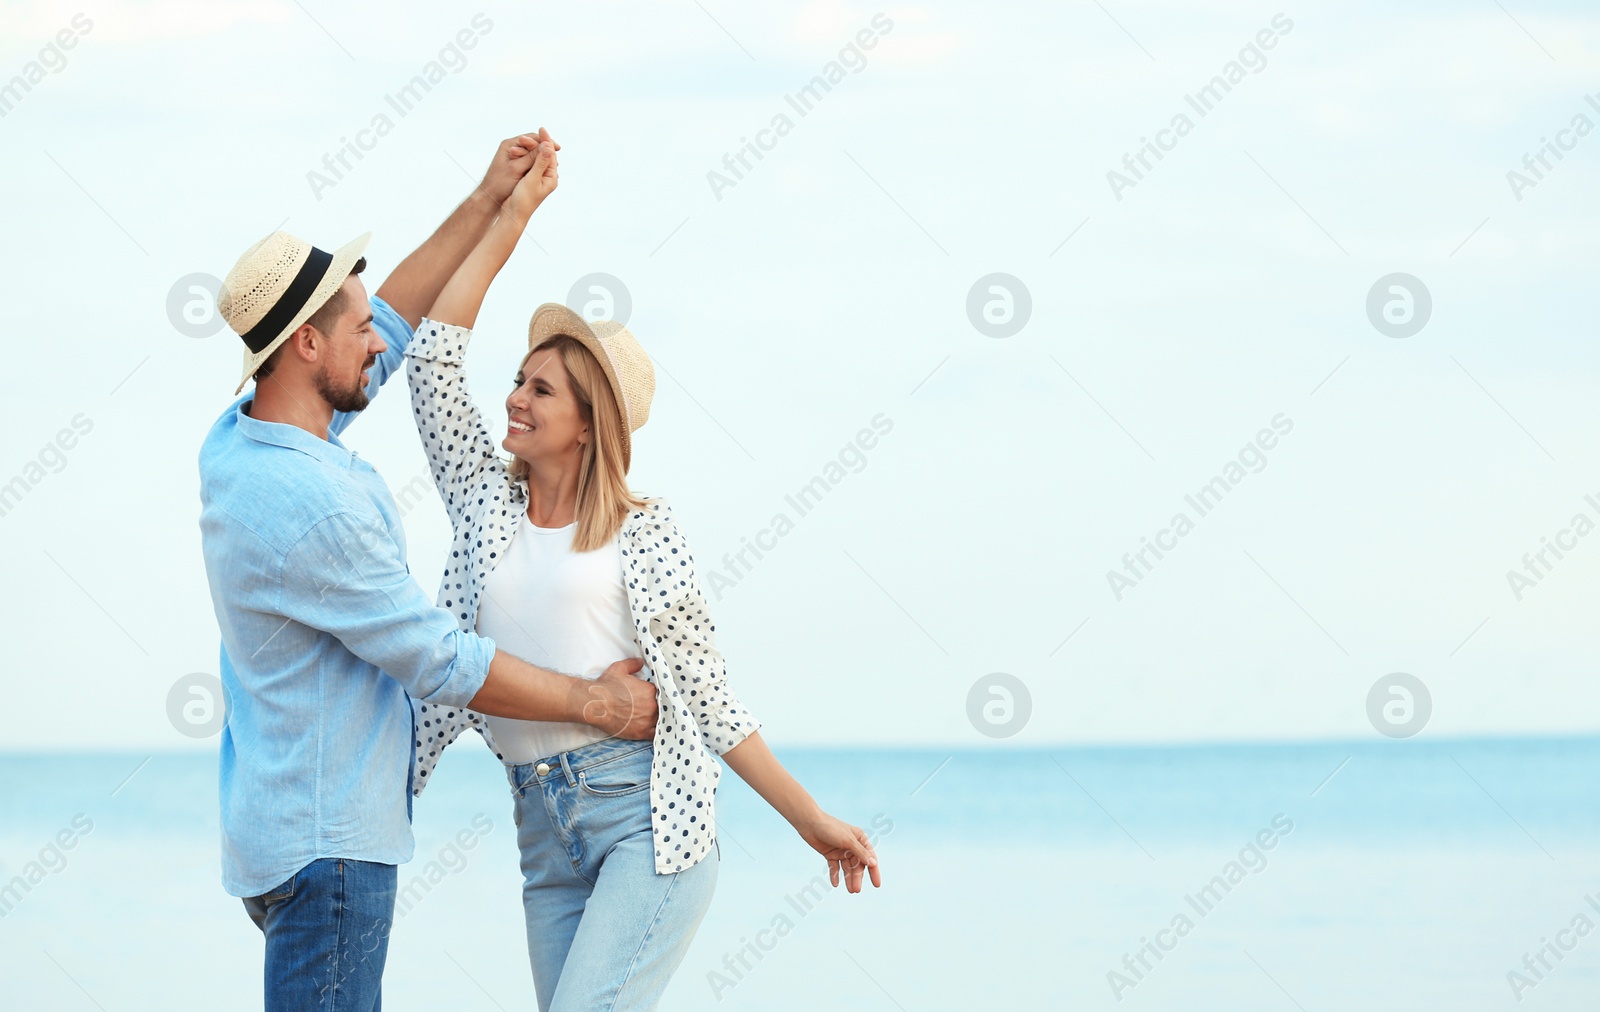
xmin=197 ymin=295 xmax=496 ymax=898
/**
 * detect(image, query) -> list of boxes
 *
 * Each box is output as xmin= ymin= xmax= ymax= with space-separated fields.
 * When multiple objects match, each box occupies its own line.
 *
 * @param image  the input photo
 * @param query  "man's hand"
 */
xmin=479 ymin=128 xmax=561 ymax=207
xmin=581 ymin=658 xmax=658 ymax=739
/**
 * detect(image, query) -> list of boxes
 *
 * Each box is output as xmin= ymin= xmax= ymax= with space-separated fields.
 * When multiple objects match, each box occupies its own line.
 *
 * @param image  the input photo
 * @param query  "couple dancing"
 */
xmin=197 ymin=129 xmax=880 ymax=1011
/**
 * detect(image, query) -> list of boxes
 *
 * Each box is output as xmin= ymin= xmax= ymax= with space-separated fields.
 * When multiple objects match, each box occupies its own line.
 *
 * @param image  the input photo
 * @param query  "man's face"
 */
xmin=312 ymin=276 xmax=385 ymax=413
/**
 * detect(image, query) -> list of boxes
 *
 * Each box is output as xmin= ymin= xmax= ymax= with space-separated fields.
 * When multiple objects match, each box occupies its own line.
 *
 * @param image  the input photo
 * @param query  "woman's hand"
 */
xmin=478 ymin=128 xmax=561 ymax=206
xmin=721 ymin=733 xmax=883 ymax=893
xmin=504 ymin=138 xmax=559 ymax=224
xmin=796 ymin=812 xmax=881 ymax=893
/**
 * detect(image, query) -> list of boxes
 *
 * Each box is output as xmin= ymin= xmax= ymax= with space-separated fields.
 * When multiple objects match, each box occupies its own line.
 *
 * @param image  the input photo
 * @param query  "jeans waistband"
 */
xmin=505 ymin=735 xmax=653 ymax=791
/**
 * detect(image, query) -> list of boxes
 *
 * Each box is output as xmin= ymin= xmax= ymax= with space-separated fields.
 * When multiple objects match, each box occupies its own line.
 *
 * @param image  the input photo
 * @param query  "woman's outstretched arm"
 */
xmin=722 ymin=733 xmax=882 ymax=893
xmin=638 ymin=509 xmax=882 ymax=892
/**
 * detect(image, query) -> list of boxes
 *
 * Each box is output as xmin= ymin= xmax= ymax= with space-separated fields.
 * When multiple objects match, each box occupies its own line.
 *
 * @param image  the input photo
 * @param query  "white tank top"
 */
xmin=474 ymin=510 xmax=641 ymax=762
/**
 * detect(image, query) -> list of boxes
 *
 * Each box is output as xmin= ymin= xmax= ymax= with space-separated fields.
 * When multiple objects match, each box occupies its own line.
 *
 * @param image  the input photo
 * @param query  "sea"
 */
xmin=1 ymin=738 xmax=1597 ymax=1010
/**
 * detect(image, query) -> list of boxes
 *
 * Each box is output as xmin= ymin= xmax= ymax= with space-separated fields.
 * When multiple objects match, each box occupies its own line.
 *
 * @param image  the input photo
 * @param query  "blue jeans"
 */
xmin=509 ymin=737 xmax=719 ymax=1012
xmin=242 ymin=857 xmax=398 ymax=1011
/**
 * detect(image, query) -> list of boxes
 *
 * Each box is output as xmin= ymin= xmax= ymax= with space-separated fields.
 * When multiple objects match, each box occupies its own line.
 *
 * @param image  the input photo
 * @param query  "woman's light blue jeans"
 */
xmin=508 ymin=737 xmax=718 ymax=1012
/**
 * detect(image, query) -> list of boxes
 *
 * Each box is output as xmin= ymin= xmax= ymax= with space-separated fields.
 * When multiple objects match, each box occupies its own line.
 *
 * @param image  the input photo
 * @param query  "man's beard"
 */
xmin=316 ymin=360 xmax=371 ymax=413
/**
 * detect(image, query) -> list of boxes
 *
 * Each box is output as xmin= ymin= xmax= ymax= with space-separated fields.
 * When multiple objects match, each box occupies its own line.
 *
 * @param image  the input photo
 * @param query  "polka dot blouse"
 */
xmin=404 ymin=318 xmax=761 ymax=875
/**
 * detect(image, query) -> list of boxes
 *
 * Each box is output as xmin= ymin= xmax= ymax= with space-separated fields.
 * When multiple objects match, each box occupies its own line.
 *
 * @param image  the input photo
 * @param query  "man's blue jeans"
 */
xmin=242 ymin=857 xmax=398 ymax=1011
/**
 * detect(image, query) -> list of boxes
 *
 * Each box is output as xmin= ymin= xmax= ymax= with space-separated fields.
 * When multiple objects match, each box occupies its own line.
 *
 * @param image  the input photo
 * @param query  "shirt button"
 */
xmin=535 ymin=762 xmax=552 ymax=777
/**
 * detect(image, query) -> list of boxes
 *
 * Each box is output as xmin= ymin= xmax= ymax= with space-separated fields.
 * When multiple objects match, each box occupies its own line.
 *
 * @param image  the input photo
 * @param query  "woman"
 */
xmin=404 ymin=137 xmax=881 ymax=1011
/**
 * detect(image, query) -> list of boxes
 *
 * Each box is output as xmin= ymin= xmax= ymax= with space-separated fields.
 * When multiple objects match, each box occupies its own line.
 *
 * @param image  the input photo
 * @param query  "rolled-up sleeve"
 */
xmin=645 ymin=517 xmax=761 ymax=755
xmin=278 ymin=509 xmax=495 ymax=705
xmin=654 ymin=594 xmax=761 ymax=756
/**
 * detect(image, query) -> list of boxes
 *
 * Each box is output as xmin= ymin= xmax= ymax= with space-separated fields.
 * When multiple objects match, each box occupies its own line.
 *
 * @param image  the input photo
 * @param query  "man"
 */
xmin=197 ymin=131 xmax=656 ymax=1010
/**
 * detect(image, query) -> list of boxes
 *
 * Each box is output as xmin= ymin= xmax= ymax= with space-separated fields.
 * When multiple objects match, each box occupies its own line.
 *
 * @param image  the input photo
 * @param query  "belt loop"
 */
xmin=559 ymin=750 xmax=577 ymax=787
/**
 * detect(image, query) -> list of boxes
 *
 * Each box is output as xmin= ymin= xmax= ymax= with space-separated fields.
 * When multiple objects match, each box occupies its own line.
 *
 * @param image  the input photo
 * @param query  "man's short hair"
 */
xmin=254 ymin=257 xmax=368 ymax=383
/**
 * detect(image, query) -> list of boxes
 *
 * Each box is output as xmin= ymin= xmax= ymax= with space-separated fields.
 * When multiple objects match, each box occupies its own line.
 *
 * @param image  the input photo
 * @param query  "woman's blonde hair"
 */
xmin=509 ymin=335 xmax=650 ymax=552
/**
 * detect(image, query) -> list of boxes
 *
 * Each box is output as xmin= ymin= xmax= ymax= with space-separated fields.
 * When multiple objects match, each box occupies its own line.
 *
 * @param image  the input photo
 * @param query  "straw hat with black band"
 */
xmin=219 ymin=230 xmax=372 ymax=395
xmin=526 ymin=302 xmax=655 ymax=473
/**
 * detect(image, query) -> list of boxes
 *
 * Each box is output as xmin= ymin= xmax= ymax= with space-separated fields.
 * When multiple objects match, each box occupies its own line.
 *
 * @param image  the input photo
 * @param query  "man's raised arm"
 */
xmin=376 ymin=128 xmax=560 ymax=329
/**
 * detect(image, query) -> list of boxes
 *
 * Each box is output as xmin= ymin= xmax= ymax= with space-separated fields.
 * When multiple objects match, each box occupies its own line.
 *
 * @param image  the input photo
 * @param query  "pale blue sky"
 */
xmin=3 ymin=0 xmax=1599 ymax=749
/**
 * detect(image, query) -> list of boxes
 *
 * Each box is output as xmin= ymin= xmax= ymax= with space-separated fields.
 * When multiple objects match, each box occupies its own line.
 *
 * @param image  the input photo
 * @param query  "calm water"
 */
xmin=1 ymin=738 xmax=1597 ymax=1010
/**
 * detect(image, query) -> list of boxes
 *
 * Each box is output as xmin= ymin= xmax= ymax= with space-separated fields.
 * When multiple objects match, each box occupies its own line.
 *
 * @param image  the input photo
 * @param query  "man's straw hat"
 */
xmin=219 ymin=230 xmax=371 ymax=394
xmin=527 ymin=303 xmax=655 ymax=472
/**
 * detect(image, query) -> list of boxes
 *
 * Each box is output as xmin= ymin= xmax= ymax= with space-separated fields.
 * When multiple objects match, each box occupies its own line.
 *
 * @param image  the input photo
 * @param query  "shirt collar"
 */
xmin=234 ymin=396 xmax=355 ymax=470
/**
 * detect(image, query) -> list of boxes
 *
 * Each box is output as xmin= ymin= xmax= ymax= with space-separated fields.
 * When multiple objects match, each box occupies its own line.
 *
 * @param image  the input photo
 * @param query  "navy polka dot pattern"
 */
xmin=404 ymin=318 xmax=760 ymax=875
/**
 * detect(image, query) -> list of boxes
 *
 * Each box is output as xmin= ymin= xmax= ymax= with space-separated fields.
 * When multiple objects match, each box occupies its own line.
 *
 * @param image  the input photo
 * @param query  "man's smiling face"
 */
xmin=311 ymin=275 xmax=384 ymax=413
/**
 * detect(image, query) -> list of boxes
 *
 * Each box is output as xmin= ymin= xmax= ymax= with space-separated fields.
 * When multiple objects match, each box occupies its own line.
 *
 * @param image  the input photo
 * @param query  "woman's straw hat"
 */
xmin=219 ymin=230 xmax=372 ymax=394
xmin=526 ymin=302 xmax=655 ymax=472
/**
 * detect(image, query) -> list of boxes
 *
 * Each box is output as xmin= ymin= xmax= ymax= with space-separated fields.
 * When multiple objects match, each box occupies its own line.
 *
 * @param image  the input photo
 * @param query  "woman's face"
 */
xmin=504 ymin=347 xmax=589 ymax=466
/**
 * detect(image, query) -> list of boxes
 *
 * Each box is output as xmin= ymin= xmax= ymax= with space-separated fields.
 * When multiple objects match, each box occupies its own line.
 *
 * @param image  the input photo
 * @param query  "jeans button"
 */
xmin=535 ymin=762 xmax=551 ymax=776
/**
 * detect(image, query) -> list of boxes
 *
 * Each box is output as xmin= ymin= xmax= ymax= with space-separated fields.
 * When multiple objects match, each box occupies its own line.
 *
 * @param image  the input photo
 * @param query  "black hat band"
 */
xmin=240 ymin=246 xmax=335 ymax=354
